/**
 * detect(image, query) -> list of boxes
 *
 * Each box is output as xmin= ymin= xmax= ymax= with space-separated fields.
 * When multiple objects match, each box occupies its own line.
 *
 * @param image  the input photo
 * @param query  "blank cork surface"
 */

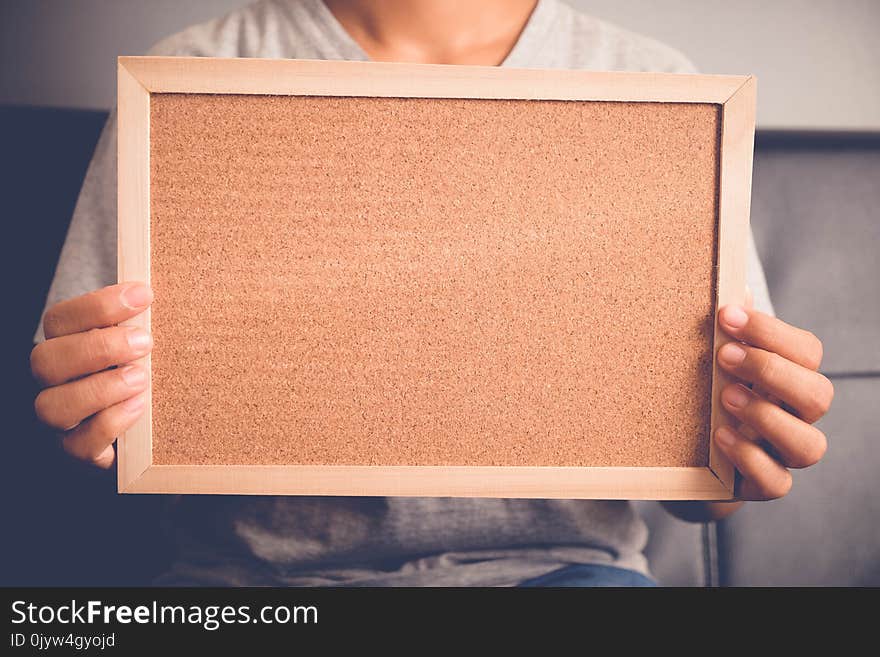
xmin=149 ymin=94 xmax=720 ymax=467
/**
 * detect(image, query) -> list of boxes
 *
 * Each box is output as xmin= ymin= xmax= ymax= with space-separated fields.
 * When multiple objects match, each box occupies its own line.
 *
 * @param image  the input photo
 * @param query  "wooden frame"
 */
xmin=117 ymin=56 xmax=756 ymax=500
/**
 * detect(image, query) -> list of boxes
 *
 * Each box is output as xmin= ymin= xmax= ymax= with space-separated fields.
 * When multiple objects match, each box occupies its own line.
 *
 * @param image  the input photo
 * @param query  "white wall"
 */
xmin=1 ymin=0 xmax=878 ymax=130
xmin=577 ymin=0 xmax=880 ymax=131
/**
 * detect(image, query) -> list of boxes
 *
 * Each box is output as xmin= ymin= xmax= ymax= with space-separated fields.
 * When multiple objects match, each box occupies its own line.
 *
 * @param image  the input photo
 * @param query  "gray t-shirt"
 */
xmin=38 ymin=0 xmax=774 ymax=586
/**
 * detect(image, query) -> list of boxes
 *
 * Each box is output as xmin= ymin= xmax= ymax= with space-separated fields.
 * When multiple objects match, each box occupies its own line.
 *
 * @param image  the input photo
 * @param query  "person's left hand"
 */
xmin=714 ymin=303 xmax=833 ymax=500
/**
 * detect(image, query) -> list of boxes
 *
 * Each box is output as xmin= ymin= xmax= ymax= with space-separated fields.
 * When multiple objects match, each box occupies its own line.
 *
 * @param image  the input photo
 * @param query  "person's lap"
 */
xmin=518 ymin=563 xmax=657 ymax=587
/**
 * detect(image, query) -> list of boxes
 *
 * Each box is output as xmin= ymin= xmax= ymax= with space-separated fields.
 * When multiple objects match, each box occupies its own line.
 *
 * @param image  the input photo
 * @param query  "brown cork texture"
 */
xmin=149 ymin=94 xmax=720 ymax=467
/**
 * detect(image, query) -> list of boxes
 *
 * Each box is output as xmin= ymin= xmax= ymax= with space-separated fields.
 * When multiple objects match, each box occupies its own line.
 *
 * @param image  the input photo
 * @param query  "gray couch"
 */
xmin=642 ymin=133 xmax=880 ymax=586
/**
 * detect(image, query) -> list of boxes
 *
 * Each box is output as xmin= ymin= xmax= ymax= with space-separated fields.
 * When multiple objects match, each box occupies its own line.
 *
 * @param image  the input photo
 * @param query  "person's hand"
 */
xmin=715 ymin=301 xmax=833 ymax=500
xmin=30 ymin=283 xmax=153 ymax=469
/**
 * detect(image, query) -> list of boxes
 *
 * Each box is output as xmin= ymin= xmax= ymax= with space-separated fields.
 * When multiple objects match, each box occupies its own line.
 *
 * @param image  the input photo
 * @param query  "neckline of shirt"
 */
xmin=299 ymin=0 xmax=559 ymax=68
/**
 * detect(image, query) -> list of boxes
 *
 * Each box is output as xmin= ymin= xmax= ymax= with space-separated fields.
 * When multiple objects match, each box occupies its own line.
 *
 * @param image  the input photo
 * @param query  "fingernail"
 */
xmin=715 ymin=426 xmax=736 ymax=447
xmin=723 ymin=384 xmax=751 ymax=409
xmin=122 ymin=393 xmax=145 ymax=413
xmin=719 ymin=342 xmax=747 ymax=367
xmin=126 ymin=327 xmax=152 ymax=353
xmin=722 ymin=305 xmax=749 ymax=329
xmin=121 ymin=284 xmax=152 ymax=309
xmin=119 ymin=365 xmax=146 ymax=387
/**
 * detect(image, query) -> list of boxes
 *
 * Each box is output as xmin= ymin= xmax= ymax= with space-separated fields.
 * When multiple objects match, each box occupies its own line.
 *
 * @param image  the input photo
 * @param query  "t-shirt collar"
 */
xmin=309 ymin=0 xmax=558 ymax=68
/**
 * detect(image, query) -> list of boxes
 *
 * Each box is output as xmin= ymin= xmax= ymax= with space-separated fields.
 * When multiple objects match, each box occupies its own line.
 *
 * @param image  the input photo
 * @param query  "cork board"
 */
xmin=117 ymin=57 xmax=757 ymax=499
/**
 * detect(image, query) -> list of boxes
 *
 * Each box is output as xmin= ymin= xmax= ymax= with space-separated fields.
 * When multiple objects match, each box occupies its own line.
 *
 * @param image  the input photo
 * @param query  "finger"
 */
xmin=61 ymin=393 xmax=146 ymax=468
xmin=714 ymin=425 xmax=793 ymax=501
xmin=717 ymin=342 xmax=834 ymax=423
xmin=717 ymin=305 xmax=823 ymax=371
xmin=34 ymin=365 xmax=148 ymax=431
xmin=30 ymin=325 xmax=152 ymax=387
xmin=737 ymin=421 xmax=760 ymax=441
xmin=42 ymin=283 xmax=152 ymax=340
xmin=743 ymin=385 xmax=781 ymax=442
xmin=721 ymin=384 xmax=828 ymax=468
xmin=750 ymin=378 xmax=780 ymax=403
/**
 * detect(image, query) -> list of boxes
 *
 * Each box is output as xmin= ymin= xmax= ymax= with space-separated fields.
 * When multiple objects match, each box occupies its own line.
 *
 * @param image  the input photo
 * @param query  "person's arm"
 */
xmin=663 ymin=301 xmax=832 ymax=522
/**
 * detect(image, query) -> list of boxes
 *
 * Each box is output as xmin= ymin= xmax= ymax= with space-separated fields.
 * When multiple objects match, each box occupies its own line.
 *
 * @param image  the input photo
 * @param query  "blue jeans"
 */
xmin=518 ymin=564 xmax=657 ymax=587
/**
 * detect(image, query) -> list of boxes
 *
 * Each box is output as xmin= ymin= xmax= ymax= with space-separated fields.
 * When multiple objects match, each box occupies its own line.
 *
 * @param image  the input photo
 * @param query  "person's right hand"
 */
xmin=30 ymin=283 xmax=153 ymax=469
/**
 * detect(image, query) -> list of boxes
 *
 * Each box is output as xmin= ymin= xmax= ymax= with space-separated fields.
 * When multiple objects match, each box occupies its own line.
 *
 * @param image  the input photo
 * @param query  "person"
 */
xmin=30 ymin=0 xmax=832 ymax=586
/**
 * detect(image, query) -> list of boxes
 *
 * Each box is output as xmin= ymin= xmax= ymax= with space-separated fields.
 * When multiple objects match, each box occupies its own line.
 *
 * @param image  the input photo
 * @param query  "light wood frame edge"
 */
xmin=119 ymin=56 xmax=747 ymax=102
xmin=117 ymin=61 xmax=152 ymax=492
xmin=708 ymin=77 xmax=758 ymax=495
xmin=117 ymin=57 xmax=752 ymax=500
xmin=125 ymin=465 xmax=728 ymax=500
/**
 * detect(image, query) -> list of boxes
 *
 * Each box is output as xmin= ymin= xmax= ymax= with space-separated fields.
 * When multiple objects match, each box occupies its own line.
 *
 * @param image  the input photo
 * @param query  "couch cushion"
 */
xmin=750 ymin=137 xmax=880 ymax=374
